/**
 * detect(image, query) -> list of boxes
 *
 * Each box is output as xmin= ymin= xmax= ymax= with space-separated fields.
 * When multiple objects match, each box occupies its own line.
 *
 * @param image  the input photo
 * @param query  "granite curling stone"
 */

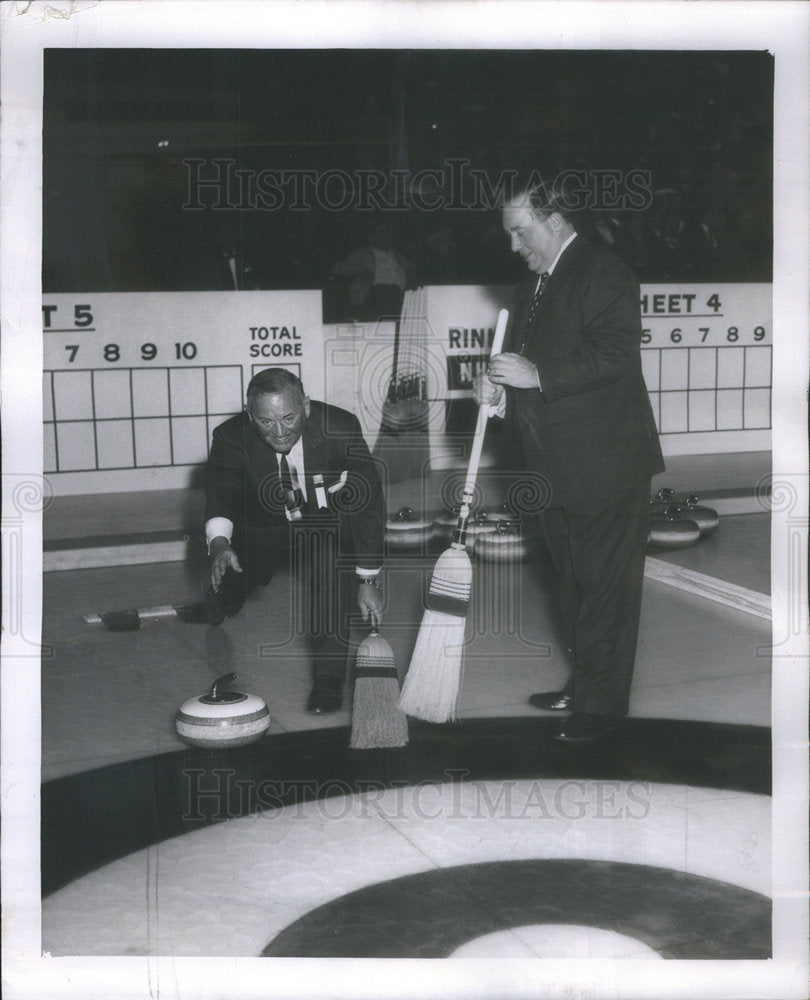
xmin=175 ymin=672 xmax=270 ymax=748
xmin=653 ymin=488 xmax=719 ymax=536
xmin=474 ymin=521 xmax=530 ymax=561
xmin=385 ymin=506 xmax=432 ymax=550
xmin=647 ymin=504 xmax=701 ymax=549
xmin=431 ymin=508 xmax=498 ymax=551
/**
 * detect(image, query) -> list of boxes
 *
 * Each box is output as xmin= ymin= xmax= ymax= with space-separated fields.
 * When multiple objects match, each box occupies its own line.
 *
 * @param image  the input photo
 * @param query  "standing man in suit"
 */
xmin=474 ymin=180 xmax=664 ymax=742
xmin=204 ymin=368 xmax=385 ymax=714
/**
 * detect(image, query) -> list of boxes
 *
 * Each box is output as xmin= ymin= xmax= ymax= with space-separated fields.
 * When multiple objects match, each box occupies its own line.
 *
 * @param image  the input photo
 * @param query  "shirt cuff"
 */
xmin=490 ymin=392 xmax=508 ymax=418
xmin=355 ymin=567 xmax=381 ymax=579
xmin=205 ymin=517 xmax=234 ymax=553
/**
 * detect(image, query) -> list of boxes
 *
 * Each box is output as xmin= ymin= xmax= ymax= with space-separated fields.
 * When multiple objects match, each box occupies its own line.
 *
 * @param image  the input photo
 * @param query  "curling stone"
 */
xmin=474 ymin=521 xmax=530 ymax=562
xmin=652 ymin=488 xmax=719 ymax=536
xmin=431 ymin=508 xmax=498 ymax=550
xmin=385 ymin=506 xmax=432 ymax=550
xmin=431 ymin=506 xmax=464 ymax=544
xmin=679 ymin=494 xmax=720 ymax=536
xmin=175 ymin=673 xmax=270 ymax=748
xmin=647 ymin=504 xmax=701 ymax=550
xmin=465 ymin=512 xmax=501 ymax=550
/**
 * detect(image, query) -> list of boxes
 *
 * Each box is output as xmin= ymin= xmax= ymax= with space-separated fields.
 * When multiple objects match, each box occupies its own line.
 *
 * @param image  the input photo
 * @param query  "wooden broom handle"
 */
xmin=460 ymin=308 xmax=509 ymax=510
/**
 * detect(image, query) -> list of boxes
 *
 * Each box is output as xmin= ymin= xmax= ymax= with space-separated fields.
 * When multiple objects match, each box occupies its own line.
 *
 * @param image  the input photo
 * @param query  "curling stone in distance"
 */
xmin=175 ymin=673 xmax=270 ymax=748
xmin=431 ymin=506 xmax=464 ymax=544
xmin=431 ymin=508 xmax=499 ymax=550
xmin=474 ymin=521 xmax=530 ymax=562
xmin=653 ymin=488 xmax=719 ymax=536
xmin=647 ymin=504 xmax=701 ymax=550
xmin=385 ymin=506 xmax=432 ymax=550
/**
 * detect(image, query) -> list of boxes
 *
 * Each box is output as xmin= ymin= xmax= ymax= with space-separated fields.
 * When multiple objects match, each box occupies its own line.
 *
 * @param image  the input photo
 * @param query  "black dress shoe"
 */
xmin=528 ymin=690 xmax=572 ymax=712
xmin=306 ymin=675 xmax=343 ymax=714
xmin=553 ymin=712 xmax=623 ymax=743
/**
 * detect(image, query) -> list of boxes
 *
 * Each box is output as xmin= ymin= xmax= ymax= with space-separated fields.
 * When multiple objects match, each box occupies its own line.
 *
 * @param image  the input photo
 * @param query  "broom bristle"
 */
xmin=398 ymin=609 xmax=467 ymax=723
xmin=350 ymin=631 xmax=408 ymax=749
xmin=426 ymin=545 xmax=472 ymax=610
xmin=399 ymin=544 xmax=472 ymax=723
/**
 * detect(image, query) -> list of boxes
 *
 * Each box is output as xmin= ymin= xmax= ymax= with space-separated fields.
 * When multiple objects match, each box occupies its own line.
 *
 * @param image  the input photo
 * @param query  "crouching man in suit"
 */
xmin=203 ymin=367 xmax=385 ymax=714
xmin=475 ymin=179 xmax=664 ymax=743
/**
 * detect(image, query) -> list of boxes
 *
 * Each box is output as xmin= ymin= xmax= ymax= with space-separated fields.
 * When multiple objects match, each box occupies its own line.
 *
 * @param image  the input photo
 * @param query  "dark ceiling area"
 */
xmin=43 ymin=48 xmax=773 ymax=300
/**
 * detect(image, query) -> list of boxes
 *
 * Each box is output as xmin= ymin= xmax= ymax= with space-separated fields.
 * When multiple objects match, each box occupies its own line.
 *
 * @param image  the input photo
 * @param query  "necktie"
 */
xmin=520 ymin=271 xmax=549 ymax=355
xmin=279 ymin=454 xmax=303 ymax=520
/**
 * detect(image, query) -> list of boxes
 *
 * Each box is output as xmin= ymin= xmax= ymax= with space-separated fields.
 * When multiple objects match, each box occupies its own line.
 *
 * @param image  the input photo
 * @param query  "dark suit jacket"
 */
xmin=204 ymin=401 xmax=385 ymax=572
xmin=502 ymin=237 xmax=664 ymax=506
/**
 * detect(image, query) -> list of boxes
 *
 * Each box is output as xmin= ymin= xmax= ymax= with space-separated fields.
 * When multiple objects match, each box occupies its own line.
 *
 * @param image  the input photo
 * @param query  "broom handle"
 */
xmin=458 ymin=308 xmax=509 ymax=519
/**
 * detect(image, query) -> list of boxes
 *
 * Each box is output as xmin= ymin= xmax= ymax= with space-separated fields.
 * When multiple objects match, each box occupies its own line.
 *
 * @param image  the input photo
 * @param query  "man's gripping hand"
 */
xmin=472 ymin=372 xmax=505 ymax=407
xmin=209 ymin=536 xmax=243 ymax=591
xmin=357 ymin=580 xmax=384 ymax=623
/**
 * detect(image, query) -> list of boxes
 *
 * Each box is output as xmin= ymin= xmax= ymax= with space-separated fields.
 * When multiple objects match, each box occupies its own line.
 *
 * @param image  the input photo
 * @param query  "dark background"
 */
xmin=43 ymin=48 xmax=773 ymax=312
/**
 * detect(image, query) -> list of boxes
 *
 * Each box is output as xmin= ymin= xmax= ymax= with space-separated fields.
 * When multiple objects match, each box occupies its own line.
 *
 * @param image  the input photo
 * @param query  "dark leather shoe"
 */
xmin=553 ymin=712 xmax=622 ymax=743
xmin=528 ymin=690 xmax=572 ymax=711
xmin=307 ymin=675 xmax=343 ymax=714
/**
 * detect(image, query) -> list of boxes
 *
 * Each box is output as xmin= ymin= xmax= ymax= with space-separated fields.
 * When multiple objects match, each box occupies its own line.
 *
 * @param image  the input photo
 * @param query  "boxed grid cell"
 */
xmin=169 ymin=368 xmax=206 ymax=415
xmin=43 ymin=373 xmax=55 ymax=422
xmin=640 ymin=350 xmax=660 ymax=392
xmin=134 ymin=417 xmax=171 ymax=467
xmin=659 ymin=349 xmax=689 ymax=391
xmin=44 ymin=422 xmax=57 ymax=474
xmin=132 ymin=369 xmax=170 ymax=417
xmin=170 ymin=416 xmax=209 ymax=466
xmin=743 ymin=388 xmax=771 ymax=429
xmin=717 ymin=348 xmax=745 ymax=389
xmin=687 ymin=348 xmax=717 ymax=390
xmin=716 ymin=389 xmax=744 ymax=430
xmin=96 ymin=419 xmax=135 ymax=470
xmin=206 ymin=366 xmax=242 ymax=416
xmin=53 ymin=370 xmax=94 ymax=421
xmin=744 ymin=346 xmax=772 ymax=388
xmin=659 ymin=390 xmax=688 ymax=433
xmin=54 ymin=421 xmax=96 ymax=471
xmin=93 ymin=369 xmax=133 ymax=419
xmin=688 ymin=389 xmax=716 ymax=431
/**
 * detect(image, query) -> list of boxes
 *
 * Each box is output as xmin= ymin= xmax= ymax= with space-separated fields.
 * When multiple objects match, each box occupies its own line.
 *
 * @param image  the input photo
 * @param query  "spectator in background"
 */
xmin=330 ymin=222 xmax=412 ymax=321
xmin=189 ymin=221 xmax=257 ymax=291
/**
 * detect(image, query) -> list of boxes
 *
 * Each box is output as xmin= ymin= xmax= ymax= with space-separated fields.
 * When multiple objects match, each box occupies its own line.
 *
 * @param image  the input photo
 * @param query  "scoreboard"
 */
xmin=42 ymin=284 xmax=771 ymax=494
xmin=637 ymin=284 xmax=771 ymax=443
xmin=433 ymin=283 xmax=771 ymax=456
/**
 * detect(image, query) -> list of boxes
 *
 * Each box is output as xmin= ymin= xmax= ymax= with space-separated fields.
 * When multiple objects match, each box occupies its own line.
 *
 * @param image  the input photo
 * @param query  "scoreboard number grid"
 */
xmin=638 ymin=287 xmax=771 ymax=435
xmin=42 ymin=285 xmax=771 ymax=478
xmin=43 ymin=364 xmax=244 ymax=474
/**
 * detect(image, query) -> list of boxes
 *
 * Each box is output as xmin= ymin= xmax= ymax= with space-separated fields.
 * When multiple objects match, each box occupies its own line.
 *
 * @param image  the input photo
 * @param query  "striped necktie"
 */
xmin=279 ymin=453 xmax=303 ymax=520
xmin=520 ymin=271 xmax=549 ymax=355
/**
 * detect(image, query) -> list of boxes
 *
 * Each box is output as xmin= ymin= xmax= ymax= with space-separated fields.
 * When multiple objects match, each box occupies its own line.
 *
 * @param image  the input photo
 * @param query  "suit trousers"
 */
xmin=219 ymin=520 xmax=359 ymax=683
xmin=537 ymin=480 xmax=651 ymax=719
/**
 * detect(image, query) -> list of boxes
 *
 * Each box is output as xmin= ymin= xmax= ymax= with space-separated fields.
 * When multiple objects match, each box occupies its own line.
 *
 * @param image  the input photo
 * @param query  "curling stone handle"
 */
xmin=210 ymin=673 xmax=237 ymax=699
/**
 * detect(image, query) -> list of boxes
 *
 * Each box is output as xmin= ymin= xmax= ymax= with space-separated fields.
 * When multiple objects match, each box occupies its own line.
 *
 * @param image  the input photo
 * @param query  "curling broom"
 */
xmin=350 ymin=613 xmax=409 ymax=749
xmin=398 ymin=308 xmax=509 ymax=722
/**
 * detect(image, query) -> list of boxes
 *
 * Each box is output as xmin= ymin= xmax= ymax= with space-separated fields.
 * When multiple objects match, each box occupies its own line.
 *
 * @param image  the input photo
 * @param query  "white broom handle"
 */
xmin=461 ymin=308 xmax=509 ymax=503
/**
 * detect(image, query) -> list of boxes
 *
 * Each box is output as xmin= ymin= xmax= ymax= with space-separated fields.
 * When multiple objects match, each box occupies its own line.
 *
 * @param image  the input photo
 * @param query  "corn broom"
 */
xmin=350 ymin=613 xmax=409 ymax=749
xmin=398 ymin=308 xmax=509 ymax=722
